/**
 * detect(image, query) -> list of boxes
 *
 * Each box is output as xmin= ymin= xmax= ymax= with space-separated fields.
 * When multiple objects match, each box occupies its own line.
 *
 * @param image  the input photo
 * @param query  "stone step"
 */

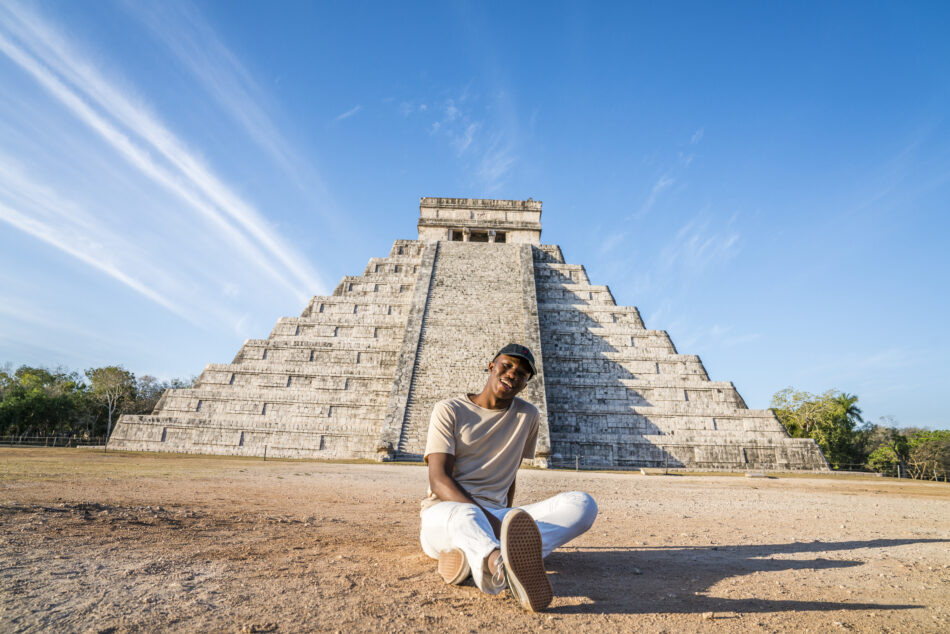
xmin=396 ymin=241 xmax=528 ymax=454
xmin=332 ymin=282 xmax=417 ymax=296
xmin=234 ymin=343 xmax=400 ymax=365
xmin=118 ymin=413 xmax=383 ymax=432
xmin=542 ymin=359 xmax=708 ymax=378
xmin=534 ymin=244 xmax=565 ymax=262
xmin=159 ymin=397 xmax=388 ymax=417
xmin=109 ymin=415 xmax=379 ymax=459
xmin=305 ymin=296 xmax=412 ymax=309
xmin=545 ymin=376 xmax=728 ymax=388
xmin=545 ymin=388 xmax=744 ymax=405
xmin=276 ymin=314 xmax=408 ymax=328
xmin=546 ymin=439 xmax=825 ymax=470
xmin=538 ymin=306 xmax=644 ymax=328
xmin=201 ymin=362 xmax=396 ymax=379
xmin=543 ymin=399 xmax=757 ymax=416
xmin=301 ymin=303 xmax=408 ymax=318
xmin=163 ymin=385 xmax=390 ymax=403
xmin=267 ymin=332 xmax=402 ymax=346
xmin=198 ymin=369 xmax=391 ymax=392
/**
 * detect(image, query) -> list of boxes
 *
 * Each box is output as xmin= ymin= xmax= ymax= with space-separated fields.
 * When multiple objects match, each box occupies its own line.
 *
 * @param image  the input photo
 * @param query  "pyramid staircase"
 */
xmin=389 ymin=241 xmax=547 ymax=459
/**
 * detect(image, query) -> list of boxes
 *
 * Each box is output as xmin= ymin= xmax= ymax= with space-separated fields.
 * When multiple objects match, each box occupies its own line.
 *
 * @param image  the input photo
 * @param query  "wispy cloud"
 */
xmin=333 ymin=104 xmax=362 ymax=122
xmin=723 ymin=332 xmax=762 ymax=347
xmin=804 ymin=347 xmax=917 ymax=377
xmin=657 ymin=214 xmax=740 ymax=276
xmin=474 ymin=132 xmax=516 ymax=193
xmin=669 ymin=322 xmax=758 ymax=352
xmin=599 ymin=231 xmax=627 ymax=256
xmin=453 ymin=122 xmax=480 ymax=155
xmin=0 ymin=152 xmax=261 ymax=332
xmin=121 ymin=1 xmax=335 ymax=210
xmin=0 ymin=159 xmax=194 ymax=322
xmin=790 ymin=347 xmax=922 ymax=403
xmin=401 ymin=89 xmax=518 ymax=192
xmin=645 ymin=299 xmax=673 ymax=331
xmin=677 ymin=322 xmax=723 ymax=350
xmin=630 ymin=128 xmax=704 ymax=220
xmin=635 ymin=172 xmax=675 ymax=219
xmin=0 ymin=293 xmax=127 ymax=347
xmin=399 ymin=100 xmax=428 ymax=117
xmin=0 ymin=3 xmax=326 ymax=306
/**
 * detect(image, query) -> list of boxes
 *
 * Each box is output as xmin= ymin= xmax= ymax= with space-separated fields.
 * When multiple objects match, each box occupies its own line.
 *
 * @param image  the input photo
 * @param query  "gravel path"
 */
xmin=1 ymin=448 xmax=948 ymax=632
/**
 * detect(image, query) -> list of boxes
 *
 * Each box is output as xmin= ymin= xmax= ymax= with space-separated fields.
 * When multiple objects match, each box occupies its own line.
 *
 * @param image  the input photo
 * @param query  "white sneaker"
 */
xmin=500 ymin=509 xmax=552 ymax=611
xmin=437 ymin=548 xmax=470 ymax=585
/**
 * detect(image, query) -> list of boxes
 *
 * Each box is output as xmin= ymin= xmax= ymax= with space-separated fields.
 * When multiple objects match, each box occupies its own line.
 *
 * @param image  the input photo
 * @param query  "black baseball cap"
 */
xmin=494 ymin=344 xmax=537 ymax=377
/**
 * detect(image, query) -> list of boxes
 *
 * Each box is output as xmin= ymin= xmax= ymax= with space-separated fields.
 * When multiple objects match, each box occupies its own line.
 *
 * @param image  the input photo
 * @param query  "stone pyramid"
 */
xmin=111 ymin=197 xmax=828 ymax=471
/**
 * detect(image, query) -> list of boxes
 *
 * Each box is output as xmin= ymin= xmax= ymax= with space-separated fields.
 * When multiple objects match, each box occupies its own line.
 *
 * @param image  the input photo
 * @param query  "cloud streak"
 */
xmin=631 ymin=128 xmax=705 ymax=220
xmin=658 ymin=215 xmax=740 ymax=275
xmin=334 ymin=104 xmax=362 ymax=122
xmin=123 ymin=1 xmax=336 ymax=211
xmin=0 ymin=152 xmax=263 ymax=332
xmin=409 ymin=90 xmax=518 ymax=192
xmin=635 ymin=172 xmax=675 ymax=219
xmin=0 ymin=3 xmax=325 ymax=305
xmin=0 ymin=183 xmax=192 ymax=323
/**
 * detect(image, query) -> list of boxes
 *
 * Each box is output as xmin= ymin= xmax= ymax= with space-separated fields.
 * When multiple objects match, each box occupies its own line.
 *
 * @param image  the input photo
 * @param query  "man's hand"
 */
xmin=428 ymin=452 xmax=502 ymax=538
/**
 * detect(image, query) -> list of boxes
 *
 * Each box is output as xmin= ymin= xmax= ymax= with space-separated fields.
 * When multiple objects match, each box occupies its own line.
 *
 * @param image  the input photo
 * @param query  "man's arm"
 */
xmin=427 ymin=452 xmax=503 ymax=538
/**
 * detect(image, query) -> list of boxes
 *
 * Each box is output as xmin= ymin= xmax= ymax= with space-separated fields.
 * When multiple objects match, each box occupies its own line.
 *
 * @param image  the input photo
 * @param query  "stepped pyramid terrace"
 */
xmin=110 ymin=197 xmax=828 ymax=471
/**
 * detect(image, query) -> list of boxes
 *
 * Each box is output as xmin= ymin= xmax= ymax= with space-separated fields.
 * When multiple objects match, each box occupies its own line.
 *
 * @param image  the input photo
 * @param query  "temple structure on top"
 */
xmin=110 ymin=197 xmax=828 ymax=471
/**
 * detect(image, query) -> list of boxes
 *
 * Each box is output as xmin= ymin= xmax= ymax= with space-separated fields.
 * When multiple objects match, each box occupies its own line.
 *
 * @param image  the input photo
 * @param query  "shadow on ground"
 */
xmin=544 ymin=538 xmax=947 ymax=615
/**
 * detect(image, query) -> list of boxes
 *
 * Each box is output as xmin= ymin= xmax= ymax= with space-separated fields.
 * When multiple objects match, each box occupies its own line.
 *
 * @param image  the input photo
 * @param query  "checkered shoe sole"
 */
xmin=437 ymin=548 xmax=470 ymax=585
xmin=501 ymin=509 xmax=552 ymax=611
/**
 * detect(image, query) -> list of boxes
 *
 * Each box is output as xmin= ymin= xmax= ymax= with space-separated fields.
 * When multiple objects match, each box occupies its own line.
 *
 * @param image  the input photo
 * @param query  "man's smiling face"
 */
xmin=487 ymin=354 xmax=532 ymax=400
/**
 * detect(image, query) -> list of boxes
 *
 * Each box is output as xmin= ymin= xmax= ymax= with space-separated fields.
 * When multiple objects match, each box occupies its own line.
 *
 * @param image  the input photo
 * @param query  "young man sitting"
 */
xmin=419 ymin=344 xmax=598 ymax=611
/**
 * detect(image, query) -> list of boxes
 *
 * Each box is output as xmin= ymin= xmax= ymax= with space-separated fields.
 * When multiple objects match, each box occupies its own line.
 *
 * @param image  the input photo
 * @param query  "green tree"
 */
xmin=863 ymin=418 xmax=910 ymax=476
xmin=0 ymin=365 xmax=89 ymax=437
xmin=125 ymin=374 xmax=196 ymax=415
xmin=1 ymin=363 xmax=198 ymax=440
xmin=867 ymin=445 xmax=900 ymax=475
xmin=771 ymin=388 xmax=865 ymax=469
xmin=129 ymin=374 xmax=164 ymax=415
xmin=85 ymin=366 xmax=135 ymax=441
xmin=832 ymin=392 xmax=864 ymax=427
xmin=905 ymin=430 xmax=950 ymax=480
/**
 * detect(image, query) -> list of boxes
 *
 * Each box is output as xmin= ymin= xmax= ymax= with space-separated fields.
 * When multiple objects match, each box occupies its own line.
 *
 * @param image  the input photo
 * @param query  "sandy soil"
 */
xmin=1 ymin=448 xmax=948 ymax=633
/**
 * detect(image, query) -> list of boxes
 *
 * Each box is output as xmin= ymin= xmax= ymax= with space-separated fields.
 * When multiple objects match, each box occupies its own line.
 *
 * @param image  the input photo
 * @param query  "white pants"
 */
xmin=419 ymin=491 xmax=598 ymax=594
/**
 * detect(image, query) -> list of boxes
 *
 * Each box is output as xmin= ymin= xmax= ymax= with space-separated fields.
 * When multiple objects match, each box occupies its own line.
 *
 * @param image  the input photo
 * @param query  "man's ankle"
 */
xmin=486 ymin=549 xmax=502 ymax=574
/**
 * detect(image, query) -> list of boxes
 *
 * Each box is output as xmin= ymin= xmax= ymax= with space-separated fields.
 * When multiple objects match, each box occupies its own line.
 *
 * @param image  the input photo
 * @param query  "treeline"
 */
xmin=0 ymin=364 xmax=194 ymax=439
xmin=3 ymin=363 xmax=947 ymax=479
xmin=771 ymin=388 xmax=949 ymax=480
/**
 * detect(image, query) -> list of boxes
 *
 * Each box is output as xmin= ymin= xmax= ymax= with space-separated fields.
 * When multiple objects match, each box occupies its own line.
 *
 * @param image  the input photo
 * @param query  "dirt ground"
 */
xmin=1 ymin=449 xmax=948 ymax=633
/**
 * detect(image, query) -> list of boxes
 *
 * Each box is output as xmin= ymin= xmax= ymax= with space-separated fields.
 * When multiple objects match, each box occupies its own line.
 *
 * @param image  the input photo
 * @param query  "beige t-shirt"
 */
xmin=422 ymin=395 xmax=539 ymax=511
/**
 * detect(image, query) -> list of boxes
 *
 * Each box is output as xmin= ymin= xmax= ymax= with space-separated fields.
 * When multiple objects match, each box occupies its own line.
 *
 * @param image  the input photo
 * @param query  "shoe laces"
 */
xmin=490 ymin=555 xmax=506 ymax=588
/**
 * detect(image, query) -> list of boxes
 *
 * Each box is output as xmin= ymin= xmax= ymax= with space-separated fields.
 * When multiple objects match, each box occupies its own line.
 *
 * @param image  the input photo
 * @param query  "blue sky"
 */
xmin=1 ymin=1 xmax=947 ymax=429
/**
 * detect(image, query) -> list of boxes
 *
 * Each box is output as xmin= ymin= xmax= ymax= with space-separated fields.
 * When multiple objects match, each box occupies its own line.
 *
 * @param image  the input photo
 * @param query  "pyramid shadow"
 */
xmin=537 ymin=257 xmax=681 ymax=469
xmin=542 ymin=537 xmax=945 ymax=615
